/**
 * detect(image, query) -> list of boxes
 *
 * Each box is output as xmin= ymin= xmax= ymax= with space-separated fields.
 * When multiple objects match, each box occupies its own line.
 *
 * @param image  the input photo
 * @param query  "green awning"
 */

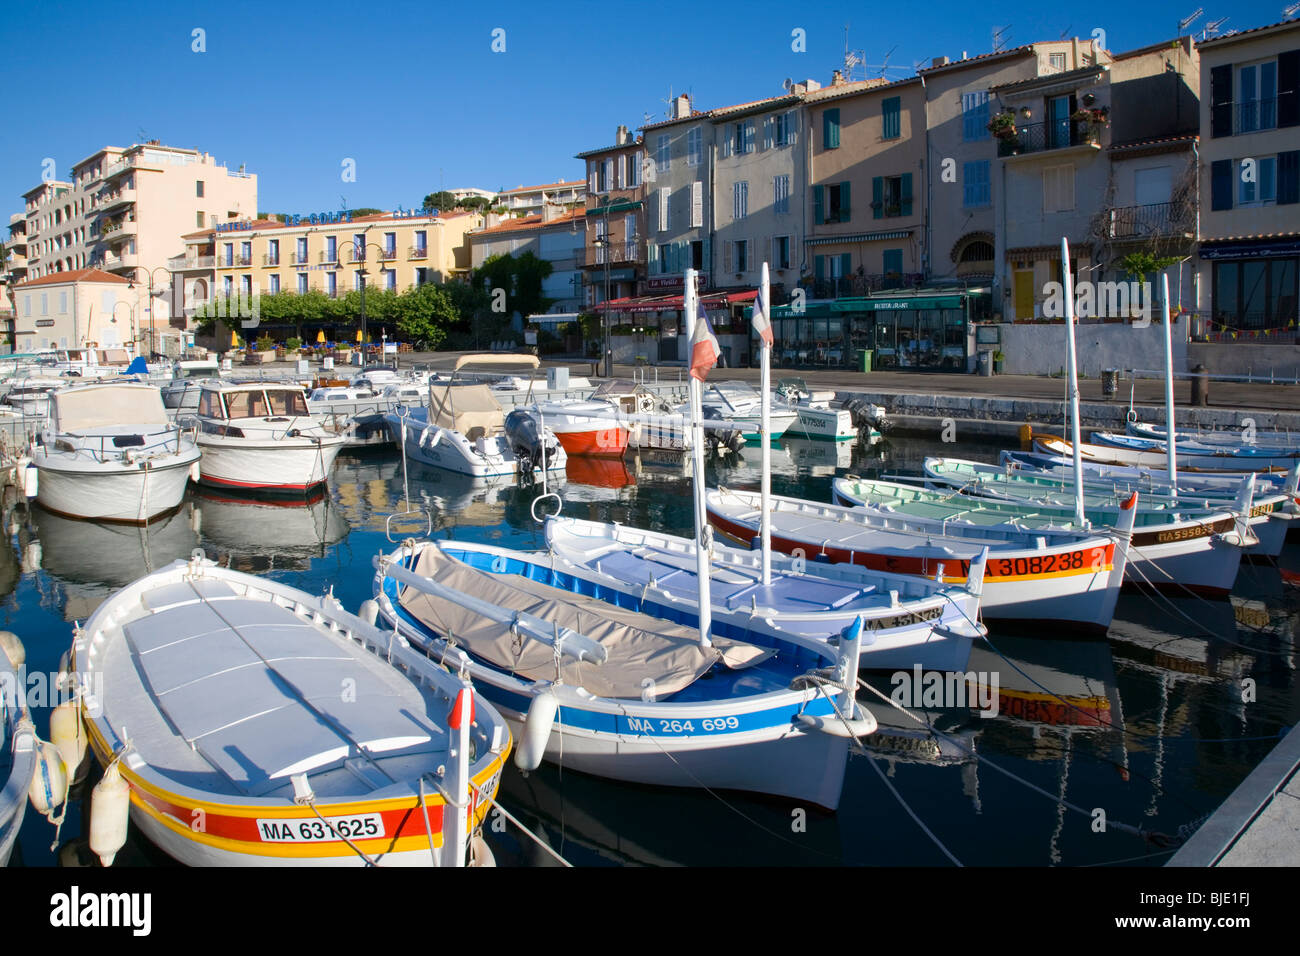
xmin=832 ymin=295 xmax=966 ymax=312
xmin=587 ymin=200 xmax=644 ymax=217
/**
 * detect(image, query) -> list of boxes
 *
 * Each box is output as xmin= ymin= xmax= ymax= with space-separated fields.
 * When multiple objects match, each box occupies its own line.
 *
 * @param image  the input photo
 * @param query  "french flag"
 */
xmin=752 ymin=279 xmax=773 ymax=347
xmin=689 ymin=299 xmax=720 ymax=382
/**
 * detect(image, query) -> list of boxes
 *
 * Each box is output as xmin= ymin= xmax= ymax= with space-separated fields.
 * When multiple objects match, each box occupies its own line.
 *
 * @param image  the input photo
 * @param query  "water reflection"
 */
xmin=193 ymin=489 xmax=348 ymax=572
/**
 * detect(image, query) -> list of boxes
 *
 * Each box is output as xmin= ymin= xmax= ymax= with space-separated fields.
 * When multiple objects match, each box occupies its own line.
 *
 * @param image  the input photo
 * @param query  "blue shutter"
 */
xmin=872 ymin=177 xmax=883 ymax=219
xmin=882 ymin=97 xmax=901 ymax=139
xmin=1211 ymin=159 xmax=1233 ymax=211
xmin=901 ymin=173 xmax=913 ymax=217
xmin=1279 ymin=151 xmax=1300 ymax=205
xmin=839 ymin=254 xmax=852 ymax=283
xmin=813 ymin=185 xmax=824 ymax=224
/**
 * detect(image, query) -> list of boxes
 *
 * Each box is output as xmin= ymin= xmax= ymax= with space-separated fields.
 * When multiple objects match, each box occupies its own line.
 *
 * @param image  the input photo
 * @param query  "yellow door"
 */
xmin=1014 ymin=270 xmax=1035 ymax=320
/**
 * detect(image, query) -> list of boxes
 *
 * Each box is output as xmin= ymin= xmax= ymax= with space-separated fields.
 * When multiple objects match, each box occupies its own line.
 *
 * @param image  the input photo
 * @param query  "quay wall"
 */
xmin=996 ymin=321 xmax=1189 ymax=379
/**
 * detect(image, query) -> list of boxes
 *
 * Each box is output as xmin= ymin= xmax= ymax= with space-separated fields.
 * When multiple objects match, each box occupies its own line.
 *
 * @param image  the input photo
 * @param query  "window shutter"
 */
xmin=823 ymin=109 xmax=840 ymax=149
xmin=814 ymin=255 xmax=825 ymax=280
xmin=1279 ymin=51 xmax=1300 ymax=128
xmin=1210 ymin=159 xmax=1232 ymax=211
xmin=763 ymin=117 xmax=773 ymax=150
xmin=840 ymin=180 xmax=851 ymax=222
xmin=882 ymin=97 xmax=901 ymax=139
xmin=658 ymin=187 xmax=670 ymax=231
xmin=589 ymin=162 xmax=597 ymax=194
xmin=617 ymin=156 xmax=625 ymax=189
xmin=900 ymin=173 xmax=913 ymax=217
xmin=745 ymin=122 xmax=755 ymax=153
xmin=839 ymin=253 xmax=852 ymax=279
xmin=692 ymin=181 xmax=703 ymax=227
xmin=1210 ymin=65 xmax=1233 ymax=138
xmin=788 ymin=110 xmax=798 ymax=145
xmin=871 ymin=176 xmax=883 ymax=219
xmin=883 ymin=249 xmax=902 ymax=275
xmin=1279 ymin=151 xmax=1300 ymax=205
xmin=813 ymin=185 xmax=824 ymax=224
xmin=648 ymin=241 xmax=658 ymax=274
xmin=723 ymin=241 xmax=732 ymax=273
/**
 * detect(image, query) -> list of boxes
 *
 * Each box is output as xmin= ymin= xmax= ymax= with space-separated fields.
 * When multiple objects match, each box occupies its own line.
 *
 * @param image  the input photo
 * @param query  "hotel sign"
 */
xmin=280 ymin=210 xmax=355 ymax=227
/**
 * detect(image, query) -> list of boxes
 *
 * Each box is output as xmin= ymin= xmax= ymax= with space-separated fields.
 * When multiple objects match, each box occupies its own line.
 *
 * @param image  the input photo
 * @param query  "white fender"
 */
xmin=23 ymin=464 xmax=38 ymax=499
xmin=50 ymin=701 xmax=87 ymax=782
xmin=796 ymin=710 xmax=877 ymax=738
xmin=28 ymin=741 xmax=67 ymax=815
xmin=515 ymin=688 xmax=559 ymax=772
xmin=0 ymin=630 xmax=25 ymax=669
xmin=188 ymin=461 xmax=201 ymax=483
xmin=469 ymin=832 xmax=497 ymax=867
xmin=89 ymin=761 xmax=131 ymax=867
xmin=358 ymin=599 xmax=379 ymax=626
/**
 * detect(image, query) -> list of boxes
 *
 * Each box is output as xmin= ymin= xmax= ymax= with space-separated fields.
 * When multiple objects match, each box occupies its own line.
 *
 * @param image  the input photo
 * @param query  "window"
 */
xmin=385 ymin=269 xmax=396 ymax=291
xmin=735 ymin=240 xmax=749 ymax=273
xmin=656 ymin=134 xmax=670 ymax=173
xmin=690 ymin=181 xmax=703 ymax=228
xmin=326 ymin=236 xmax=338 ymax=262
xmin=297 ymin=273 xmax=308 ymax=294
xmin=1239 ymin=156 xmax=1277 ymax=205
xmin=297 ymin=237 xmax=308 ymax=263
xmin=269 ymin=274 xmax=280 ymax=294
xmin=963 ymin=160 xmax=991 ymax=207
xmin=1238 ymin=60 xmax=1278 ymax=133
xmin=1134 ymin=166 xmax=1172 ymax=206
xmin=732 ymin=121 xmax=754 ymax=155
xmin=1213 ymin=257 xmax=1298 ymax=328
xmin=414 ymin=230 xmax=427 ymax=254
xmin=772 ymin=111 xmax=796 ymax=147
xmin=629 ymin=151 xmax=642 ymax=187
xmin=58 ymin=291 xmax=67 ymax=313
xmin=326 ymin=272 xmax=337 ymax=296
xmin=883 ymin=249 xmax=903 ymax=276
xmin=1043 ymin=164 xmax=1076 ymax=212
xmin=384 ymin=232 xmax=396 ymax=256
xmin=872 ymin=174 xmax=912 ymax=218
xmin=733 ymin=181 xmax=749 ymax=220
xmin=774 ymin=174 xmax=790 ymax=214
xmin=882 ymin=97 xmax=901 ymax=140
xmin=223 ymin=242 xmax=233 ymax=267
xmin=823 ymin=109 xmax=841 ymax=149
xmin=1048 ymin=52 xmax=1066 ymax=72
xmin=196 ymin=210 xmax=205 ymax=228
xmin=355 ymin=270 xmax=365 ymax=291
xmin=22 ymin=295 xmax=30 ymax=317
xmin=687 ymin=128 xmax=703 ymax=166
xmin=962 ymin=91 xmax=990 ymax=141
xmin=690 ymin=240 xmax=704 ymax=270
xmin=658 ymin=187 xmax=671 ymax=232
xmin=815 ymin=182 xmax=852 ymax=223
xmin=240 ymin=275 xmax=252 ymax=297
xmin=196 ymin=180 xmax=205 ymax=197
xmin=773 ymin=235 xmax=791 ymax=270
xmin=222 ymin=276 xmax=233 ymax=298
xmin=657 ymin=243 xmax=670 ymax=273
xmin=353 ymin=234 xmax=365 ymax=260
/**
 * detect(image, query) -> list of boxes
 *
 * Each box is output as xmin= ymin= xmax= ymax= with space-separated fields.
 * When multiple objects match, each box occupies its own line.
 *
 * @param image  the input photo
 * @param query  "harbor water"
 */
xmin=5 ymin=432 xmax=1300 ymax=867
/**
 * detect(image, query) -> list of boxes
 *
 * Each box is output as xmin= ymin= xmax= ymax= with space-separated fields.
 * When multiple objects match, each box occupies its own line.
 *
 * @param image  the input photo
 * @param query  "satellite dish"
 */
xmin=782 ymin=78 xmax=793 ymax=91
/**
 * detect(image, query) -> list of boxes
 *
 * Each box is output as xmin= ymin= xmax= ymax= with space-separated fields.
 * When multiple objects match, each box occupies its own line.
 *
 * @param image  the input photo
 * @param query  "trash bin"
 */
xmin=858 ymin=349 xmax=873 ymax=373
xmin=1102 ymin=367 xmax=1118 ymax=399
xmin=978 ymin=351 xmax=992 ymax=377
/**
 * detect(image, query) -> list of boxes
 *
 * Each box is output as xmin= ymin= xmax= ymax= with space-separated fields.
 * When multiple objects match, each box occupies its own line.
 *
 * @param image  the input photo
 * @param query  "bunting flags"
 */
xmin=689 ymin=299 xmax=720 ymax=382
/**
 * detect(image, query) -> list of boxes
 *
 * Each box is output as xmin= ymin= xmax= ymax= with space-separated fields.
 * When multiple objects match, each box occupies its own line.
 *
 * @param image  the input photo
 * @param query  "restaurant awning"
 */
xmin=804 ymin=230 xmax=912 ymax=246
xmin=598 ymin=290 xmax=758 ymax=313
xmin=527 ymin=311 xmax=582 ymax=326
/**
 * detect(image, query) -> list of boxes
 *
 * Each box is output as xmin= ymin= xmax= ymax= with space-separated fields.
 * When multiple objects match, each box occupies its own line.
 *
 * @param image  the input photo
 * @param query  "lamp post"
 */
xmin=336 ymin=239 xmax=391 ymax=368
xmin=109 ymin=300 xmax=136 ymax=350
xmin=592 ymin=232 xmax=613 ymax=377
xmin=127 ymin=265 xmax=171 ymax=360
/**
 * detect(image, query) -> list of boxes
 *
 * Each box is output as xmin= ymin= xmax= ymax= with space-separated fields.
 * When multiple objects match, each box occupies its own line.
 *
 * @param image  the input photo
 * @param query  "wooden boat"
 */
xmin=544 ymin=515 xmax=988 ymax=672
xmin=834 ymin=474 xmax=1252 ymax=599
xmin=1035 ymin=432 xmax=1293 ymax=474
xmin=1 ymin=636 xmax=36 ymax=866
xmin=1090 ymin=430 xmax=1300 ymax=471
xmin=30 ymin=382 xmax=201 ymax=523
xmin=706 ymin=486 xmax=1135 ymax=634
xmin=70 ymin=553 xmax=512 ymax=866
xmin=372 ymin=536 xmax=876 ymax=812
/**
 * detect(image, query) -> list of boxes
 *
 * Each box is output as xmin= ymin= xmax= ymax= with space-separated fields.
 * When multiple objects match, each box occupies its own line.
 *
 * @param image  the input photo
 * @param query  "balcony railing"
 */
xmin=583 ymin=239 xmax=644 ymax=267
xmin=1104 ymin=201 xmax=1195 ymax=239
xmin=1233 ymin=98 xmax=1278 ymax=135
xmin=379 ymin=247 xmax=398 ymax=261
xmin=167 ymin=255 xmax=216 ymax=270
xmin=263 ymin=253 xmax=280 ymax=266
xmin=409 ymin=245 xmax=428 ymax=259
xmin=998 ymin=118 xmax=1097 ymax=157
xmin=292 ymin=251 xmax=311 ymax=265
xmin=808 ymin=273 xmax=923 ymax=299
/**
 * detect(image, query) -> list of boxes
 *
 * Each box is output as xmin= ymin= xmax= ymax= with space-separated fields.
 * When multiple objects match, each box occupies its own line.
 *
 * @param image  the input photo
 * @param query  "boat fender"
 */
xmin=358 ymin=599 xmax=380 ymax=626
xmin=29 ymin=741 xmax=68 ymax=815
xmin=796 ymin=709 xmax=877 ymax=738
xmin=515 ymin=689 xmax=558 ymax=772
xmin=89 ymin=761 xmax=130 ymax=867
xmin=21 ymin=541 xmax=41 ymax=573
xmin=22 ymin=464 xmax=37 ymax=498
xmin=50 ymin=700 xmax=87 ymax=781
xmin=469 ymin=832 xmax=496 ymax=867
xmin=0 ymin=630 xmax=25 ymax=668
xmin=189 ymin=461 xmax=201 ymax=484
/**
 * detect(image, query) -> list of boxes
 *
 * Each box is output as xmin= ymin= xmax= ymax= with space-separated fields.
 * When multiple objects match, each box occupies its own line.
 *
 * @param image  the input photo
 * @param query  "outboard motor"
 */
xmin=702 ymin=406 xmax=745 ymax=455
xmin=504 ymin=409 xmax=559 ymax=478
xmin=844 ymin=398 xmax=889 ymax=435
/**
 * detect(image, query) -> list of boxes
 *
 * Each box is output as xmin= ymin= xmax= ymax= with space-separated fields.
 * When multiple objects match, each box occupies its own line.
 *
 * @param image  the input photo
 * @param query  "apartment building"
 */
xmin=21 ymin=143 xmax=258 ymax=327
xmin=10 ymin=268 xmax=134 ymax=353
xmin=495 ymin=180 xmax=586 ymax=218
xmin=577 ymin=125 xmax=648 ymax=307
xmin=469 ymin=206 xmax=586 ymax=313
xmin=171 ymin=210 xmax=480 ymax=322
xmin=1197 ymin=18 xmax=1300 ymax=340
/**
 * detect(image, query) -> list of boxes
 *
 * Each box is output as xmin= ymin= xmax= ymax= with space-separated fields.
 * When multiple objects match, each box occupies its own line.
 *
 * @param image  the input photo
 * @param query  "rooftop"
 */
xmin=497 ymin=180 xmax=585 ymax=196
xmin=14 ymin=268 xmax=129 ymax=288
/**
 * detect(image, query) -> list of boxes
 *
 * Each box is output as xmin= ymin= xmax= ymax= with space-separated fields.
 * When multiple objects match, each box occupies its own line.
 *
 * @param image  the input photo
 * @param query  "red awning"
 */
xmin=598 ymin=290 xmax=759 ymax=313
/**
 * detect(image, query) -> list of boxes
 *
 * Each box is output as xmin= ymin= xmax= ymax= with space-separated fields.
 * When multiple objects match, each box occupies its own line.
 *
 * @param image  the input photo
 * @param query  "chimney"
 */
xmin=673 ymin=93 xmax=691 ymax=119
xmin=832 ymin=69 xmax=844 ymax=85
xmin=931 ymin=56 xmax=950 ymax=68
xmin=803 ymin=78 xmax=821 ymax=92
xmin=542 ymin=203 xmax=560 ymax=223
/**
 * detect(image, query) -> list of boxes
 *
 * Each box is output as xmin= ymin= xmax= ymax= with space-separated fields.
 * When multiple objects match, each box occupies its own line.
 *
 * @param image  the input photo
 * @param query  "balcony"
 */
xmin=1104 ymin=201 xmax=1195 ymax=240
xmin=997 ymin=119 xmax=1098 ymax=157
xmin=582 ymin=239 xmax=645 ymax=268
xmin=808 ymin=273 xmax=923 ymax=299
xmin=378 ymin=247 xmax=398 ymax=262
xmin=409 ymin=245 xmax=428 ymax=259
xmin=102 ymin=253 xmax=140 ymax=273
xmin=263 ymin=253 xmax=281 ymax=266
xmin=167 ymin=255 xmax=216 ymax=271
xmin=292 ymin=251 xmax=311 ymax=265
xmin=1229 ymin=98 xmax=1278 ymax=136
xmin=98 ymin=188 xmax=136 ymax=212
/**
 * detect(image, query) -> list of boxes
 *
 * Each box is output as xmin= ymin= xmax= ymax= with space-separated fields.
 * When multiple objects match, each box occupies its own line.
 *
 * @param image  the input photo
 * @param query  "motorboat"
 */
xmin=29 ymin=381 xmax=202 ymax=523
xmin=2 ymin=377 xmax=70 ymax=418
xmin=372 ymin=536 xmax=875 ymax=811
xmin=773 ymin=378 xmax=856 ymax=442
xmin=69 ymin=552 xmax=512 ymax=866
xmin=521 ymin=399 xmax=630 ymax=458
xmin=160 ymin=360 xmax=222 ymax=412
xmin=1090 ymin=430 xmax=1300 ymax=472
xmin=707 ymin=486 xmax=1137 ymax=634
xmin=193 ymin=381 xmax=344 ymax=493
xmin=681 ymin=380 xmax=797 ymax=441
xmin=1 ymin=634 xmax=36 ymax=866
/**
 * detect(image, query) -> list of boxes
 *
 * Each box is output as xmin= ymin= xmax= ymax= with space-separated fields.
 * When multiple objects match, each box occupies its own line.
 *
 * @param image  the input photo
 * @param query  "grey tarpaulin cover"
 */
xmin=398 ymin=545 xmax=766 ymax=699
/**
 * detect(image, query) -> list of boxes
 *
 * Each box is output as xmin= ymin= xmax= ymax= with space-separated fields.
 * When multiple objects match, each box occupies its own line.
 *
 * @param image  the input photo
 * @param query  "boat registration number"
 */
xmin=255 ymin=813 xmax=384 ymax=843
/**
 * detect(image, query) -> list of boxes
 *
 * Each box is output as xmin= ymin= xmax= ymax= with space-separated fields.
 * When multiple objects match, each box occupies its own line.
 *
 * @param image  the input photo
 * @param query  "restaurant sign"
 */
xmin=642 ymin=274 xmax=706 ymax=293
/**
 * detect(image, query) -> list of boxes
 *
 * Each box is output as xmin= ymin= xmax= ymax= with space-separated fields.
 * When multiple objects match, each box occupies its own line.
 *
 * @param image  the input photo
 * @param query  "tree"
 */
xmin=392 ymin=284 xmax=457 ymax=349
xmin=345 ymin=207 xmax=384 ymax=217
xmin=422 ymin=191 xmax=457 ymax=213
xmin=457 ymin=196 xmax=491 ymax=213
xmin=511 ymin=251 xmax=555 ymax=318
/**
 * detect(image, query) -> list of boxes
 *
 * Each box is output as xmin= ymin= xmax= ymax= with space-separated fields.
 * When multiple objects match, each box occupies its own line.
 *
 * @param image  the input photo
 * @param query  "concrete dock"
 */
xmin=1167 ymin=723 xmax=1300 ymax=866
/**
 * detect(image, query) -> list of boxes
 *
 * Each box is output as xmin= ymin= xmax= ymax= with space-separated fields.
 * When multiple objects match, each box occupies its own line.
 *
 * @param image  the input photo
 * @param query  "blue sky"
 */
xmin=1 ymin=0 xmax=1290 ymax=219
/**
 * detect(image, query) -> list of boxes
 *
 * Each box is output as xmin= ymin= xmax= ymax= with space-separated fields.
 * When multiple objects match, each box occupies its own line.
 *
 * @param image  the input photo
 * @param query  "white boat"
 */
xmin=544 ymin=515 xmax=988 ymax=672
xmin=707 ymin=486 xmax=1137 ymax=634
xmin=192 ymin=488 xmax=349 ymax=570
xmin=774 ymin=378 xmax=856 ymax=441
xmin=385 ymin=355 xmax=566 ymax=479
xmin=522 ymin=399 xmax=630 ymax=458
xmin=1036 ymin=432 xmax=1297 ymax=475
xmin=30 ymin=382 xmax=202 ymax=523
xmin=1127 ymin=419 xmax=1300 ymax=450
xmin=1090 ymin=430 xmax=1300 ymax=472
xmin=70 ymin=553 xmax=512 ymax=866
xmin=682 ymin=380 xmax=798 ymax=441
xmin=193 ymin=381 xmax=344 ymax=493
xmin=1 ymin=635 xmax=36 ymax=866
xmin=371 ymin=537 xmax=874 ymax=810
xmin=160 ymin=360 xmax=222 ymax=412
xmin=2 ymin=377 xmax=70 ymax=418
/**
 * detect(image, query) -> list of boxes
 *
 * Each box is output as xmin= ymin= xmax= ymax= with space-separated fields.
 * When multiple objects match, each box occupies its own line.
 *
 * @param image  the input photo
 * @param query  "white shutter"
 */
xmin=762 ymin=117 xmax=772 ymax=150
xmin=745 ymin=122 xmax=755 ymax=154
xmin=589 ymin=162 xmax=597 ymax=194
xmin=617 ymin=155 xmax=625 ymax=189
xmin=788 ymin=110 xmax=798 ymax=145
xmin=641 ymin=153 xmax=655 ymax=183
xmin=648 ymin=240 xmax=658 ymax=274
xmin=658 ymin=187 xmax=670 ymax=232
xmin=691 ymin=181 xmax=703 ymax=228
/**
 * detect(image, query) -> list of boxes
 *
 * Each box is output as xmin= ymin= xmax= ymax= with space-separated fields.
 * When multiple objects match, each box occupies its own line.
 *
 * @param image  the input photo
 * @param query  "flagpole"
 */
xmin=1160 ymin=271 xmax=1178 ymax=488
xmin=758 ymin=262 xmax=772 ymax=587
xmin=684 ymin=267 xmax=712 ymax=648
xmin=1061 ymin=237 xmax=1085 ymax=528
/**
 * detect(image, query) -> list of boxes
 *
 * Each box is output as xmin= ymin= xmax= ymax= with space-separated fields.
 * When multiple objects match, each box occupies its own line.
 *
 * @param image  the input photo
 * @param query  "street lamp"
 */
xmin=109 ymin=300 xmax=136 ymax=349
xmin=128 ymin=265 xmax=171 ymax=360
xmin=335 ymin=239 xmax=392 ymax=368
xmin=592 ymin=233 xmax=613 ymax=377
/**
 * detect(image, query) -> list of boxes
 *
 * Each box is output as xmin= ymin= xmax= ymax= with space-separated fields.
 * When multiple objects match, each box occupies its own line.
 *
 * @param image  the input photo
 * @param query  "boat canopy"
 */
xmin=452 ymin=353 xmax=541 ymax=371
xmin=429 ymin=384 xmax=504 ymax=438
xmin=52 ymin=384 xmax=168 ymax=432
xmin=399 ymin=546 xmax=752 ymax=699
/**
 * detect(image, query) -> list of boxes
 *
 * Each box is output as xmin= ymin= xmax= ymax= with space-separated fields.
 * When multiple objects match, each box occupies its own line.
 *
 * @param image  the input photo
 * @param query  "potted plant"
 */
xmin=1071 ymin=106 xmax=1109 ymax=143
xmin=246 ymin=334 xmax=277 ymax=364
xmin=988 ymin=111 xmax=1017 ymax=140
xmin=992 ymin=349 xmax=1005 ymax=374
xmin=282 ymin=336 xmax=302 ymax=360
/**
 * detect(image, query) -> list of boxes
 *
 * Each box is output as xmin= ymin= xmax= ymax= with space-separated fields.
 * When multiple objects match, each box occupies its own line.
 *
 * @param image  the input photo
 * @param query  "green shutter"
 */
xmin=823 ymin=109 xmax=840 ymax=149
xmin=872 ymin=177 xmax=883 ymax=220
xmin=840 ymin=181 xmax=851 ymax=223
xmin=813 ymin=185 xmax=824 ymax=224
xmin=815 ymin=255 xmax=825 ymax=280
xmin=882 ymin=97 xmax=901 ymax=139
xmin=883 ymin=249 xmax=902 ymax=275
xmin=839 ymin=253 xmax=852 ymax=279
xmin=901 ymin=173 xmax=913 ymax=217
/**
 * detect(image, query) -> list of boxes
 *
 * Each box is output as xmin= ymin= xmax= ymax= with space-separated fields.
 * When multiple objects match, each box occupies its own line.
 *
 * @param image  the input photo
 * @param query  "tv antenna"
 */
xmin=1284 ymin=2 xmax=1299 ymax=19
xmin=840 ymin=24 xmax=868 ymax=81
xmin=1202 ymin=16 xmax=1229 ymax=38
xmin=1060 ymin=25 xmax=1072 ymax=40
xmin=992 ymin=25 xmax=1012 ymax=52
xmin=1178 ymin=7 xmax=1203 ymax=35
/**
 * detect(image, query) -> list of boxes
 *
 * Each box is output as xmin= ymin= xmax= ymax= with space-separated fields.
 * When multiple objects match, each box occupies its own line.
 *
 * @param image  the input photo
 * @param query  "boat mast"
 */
xmin=684 ymin=268 xmax=713 ymax=647
xmin=1160 ymin=272 xmax=1178 ymax=487
xmin=1061 ymin=238 xmax=1085 ymax=527
xmin=759 ymin=262 xmax=773 ymax=587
